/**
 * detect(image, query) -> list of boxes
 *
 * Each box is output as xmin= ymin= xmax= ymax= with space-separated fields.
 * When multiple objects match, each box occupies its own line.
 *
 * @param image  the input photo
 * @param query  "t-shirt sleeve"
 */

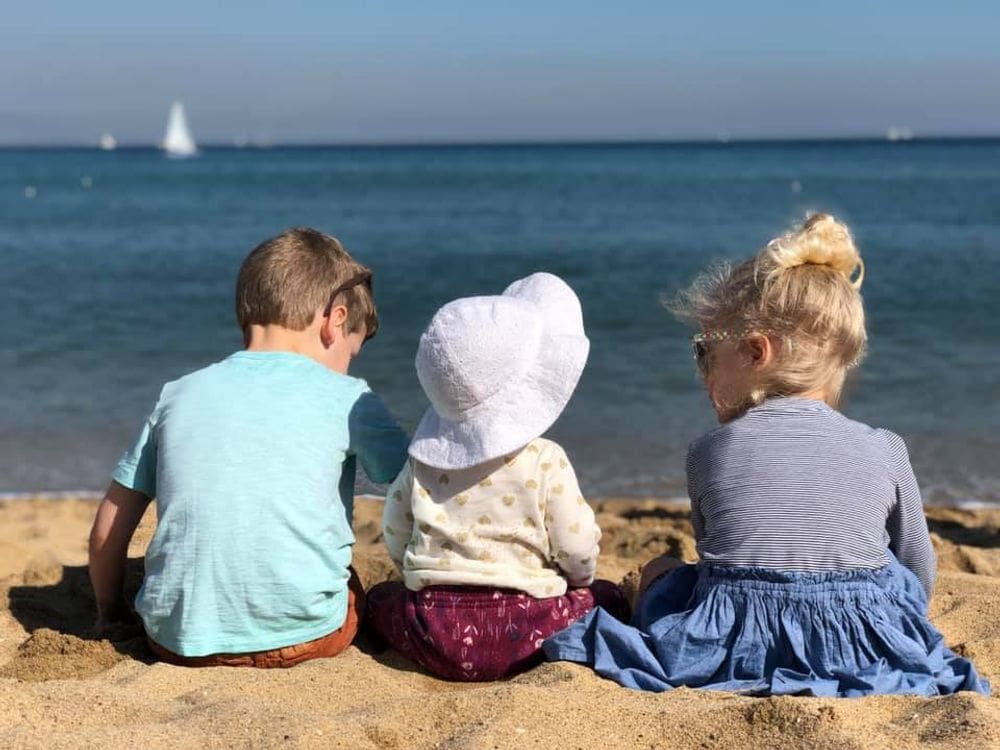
xmin=382 ymin=460 xmax=414 ymax=572
xmin=111 ymin=408 xmax=159 ymax=498
xmin=686 ymin=442 xmax=706 ymax=543
xmin=543 ymin=444 xmax=600 ymax=587
xmin=882 ymin=430 xmax=936 ymax=598
xmin=347 ymin=387 xmax=410 ymax=485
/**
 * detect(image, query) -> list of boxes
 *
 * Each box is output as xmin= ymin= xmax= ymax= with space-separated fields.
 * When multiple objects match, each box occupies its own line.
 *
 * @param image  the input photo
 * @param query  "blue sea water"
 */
xmin=1 ymin=141 xmax=998 ymax=504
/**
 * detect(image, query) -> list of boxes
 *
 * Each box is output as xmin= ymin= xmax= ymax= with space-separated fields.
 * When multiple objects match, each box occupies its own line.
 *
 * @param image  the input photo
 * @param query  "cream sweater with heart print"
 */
xmin=382 ymin=438 xmax=601 ymax=598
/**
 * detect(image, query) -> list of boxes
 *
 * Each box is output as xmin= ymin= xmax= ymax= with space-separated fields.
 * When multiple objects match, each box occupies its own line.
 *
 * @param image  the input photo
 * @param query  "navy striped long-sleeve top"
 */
xmin=686 ymin=397 xmax=936 ymax=596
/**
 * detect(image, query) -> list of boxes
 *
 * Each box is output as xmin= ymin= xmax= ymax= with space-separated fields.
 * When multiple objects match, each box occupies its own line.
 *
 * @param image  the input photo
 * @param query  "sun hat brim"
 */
xmin=408 ymin=331 xmax=589 ymax=470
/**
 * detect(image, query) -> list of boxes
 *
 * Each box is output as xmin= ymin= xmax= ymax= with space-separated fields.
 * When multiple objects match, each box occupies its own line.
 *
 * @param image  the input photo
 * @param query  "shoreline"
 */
xmin=1 ymin=495 xmax=997 ymax=749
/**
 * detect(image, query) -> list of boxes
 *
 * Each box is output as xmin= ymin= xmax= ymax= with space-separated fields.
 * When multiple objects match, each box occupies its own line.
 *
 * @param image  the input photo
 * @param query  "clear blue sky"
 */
xmin=2 ymin=1 xmax=998 ymax=144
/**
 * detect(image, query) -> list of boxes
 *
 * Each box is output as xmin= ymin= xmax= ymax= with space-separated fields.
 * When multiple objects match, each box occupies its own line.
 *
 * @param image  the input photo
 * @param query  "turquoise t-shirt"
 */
xmin=112 ymin=350 xmax=409 ymax=657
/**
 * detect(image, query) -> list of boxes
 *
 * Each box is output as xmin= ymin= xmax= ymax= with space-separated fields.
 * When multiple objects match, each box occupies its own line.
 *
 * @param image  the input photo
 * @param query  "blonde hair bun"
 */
xmin=764 ymin=212 xmax=864 ymax=289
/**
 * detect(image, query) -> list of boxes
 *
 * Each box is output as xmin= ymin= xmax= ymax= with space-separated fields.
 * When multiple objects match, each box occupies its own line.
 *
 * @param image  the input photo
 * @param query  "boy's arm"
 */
xmin=382 ymin=461 xmax=414 ymax=572
xmin=348 ymin=389 xmax=410 ymax=484
xmin=544 ymin=446 xmax=600 ymax=588
xmin=88 ymin=481 xmax=151 ymax=630
xmin=93 ymin=402 xmax=158 ymax=631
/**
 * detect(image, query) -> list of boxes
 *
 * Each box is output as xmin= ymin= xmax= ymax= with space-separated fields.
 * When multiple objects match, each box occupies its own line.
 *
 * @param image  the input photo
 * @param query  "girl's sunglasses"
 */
xmin=691 ymin=334 xmax=715 ymax=376
xmin=691 ymin=329 xmax=771 ymax=376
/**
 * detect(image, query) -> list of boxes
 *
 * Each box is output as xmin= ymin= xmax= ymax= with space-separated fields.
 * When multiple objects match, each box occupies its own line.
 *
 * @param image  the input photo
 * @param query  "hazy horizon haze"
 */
xmin=2 ymin=2 xmax=999 ymax=145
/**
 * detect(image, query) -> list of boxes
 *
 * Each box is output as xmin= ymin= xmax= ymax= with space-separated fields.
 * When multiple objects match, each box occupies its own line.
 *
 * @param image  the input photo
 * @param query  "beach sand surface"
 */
xmin=1 ymin=496 xmax=997 ymax=749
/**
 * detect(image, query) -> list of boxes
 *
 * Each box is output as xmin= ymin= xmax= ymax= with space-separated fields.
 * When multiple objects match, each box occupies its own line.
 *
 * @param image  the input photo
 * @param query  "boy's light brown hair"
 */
xmin=235 ymin=228 xmax=378 ymax=339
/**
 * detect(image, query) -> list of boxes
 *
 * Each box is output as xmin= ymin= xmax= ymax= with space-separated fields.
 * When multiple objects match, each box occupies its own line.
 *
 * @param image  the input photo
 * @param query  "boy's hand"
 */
xmin=93 ymin=601 xmax=141 ymax=639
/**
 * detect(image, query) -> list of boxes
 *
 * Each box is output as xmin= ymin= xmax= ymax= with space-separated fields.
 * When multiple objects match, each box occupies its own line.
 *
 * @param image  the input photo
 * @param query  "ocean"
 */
xmin=2 ymin=141 xmax=998 ymax=504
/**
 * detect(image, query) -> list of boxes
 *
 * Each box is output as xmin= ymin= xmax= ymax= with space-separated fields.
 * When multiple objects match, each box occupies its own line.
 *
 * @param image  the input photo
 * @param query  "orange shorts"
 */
xmin=148 ymin=569 xmax=365 ymax=668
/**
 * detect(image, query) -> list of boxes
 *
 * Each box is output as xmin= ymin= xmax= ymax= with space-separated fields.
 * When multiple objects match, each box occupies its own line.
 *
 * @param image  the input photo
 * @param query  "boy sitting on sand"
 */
xmin=88 ymin=228 xmax=409 ymax=667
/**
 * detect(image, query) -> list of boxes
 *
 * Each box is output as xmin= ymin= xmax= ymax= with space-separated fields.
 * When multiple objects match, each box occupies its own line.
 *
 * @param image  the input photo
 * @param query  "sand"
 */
xmin=1 ymin=496 xmax=997 ymax=750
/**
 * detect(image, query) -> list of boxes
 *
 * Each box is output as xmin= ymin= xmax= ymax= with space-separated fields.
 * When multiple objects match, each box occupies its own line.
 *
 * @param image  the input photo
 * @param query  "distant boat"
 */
xmin=886 ymin=126 xmax=914 ymax=142
xmin=162 ymin=101 xmax=198 ymax=158
xmin=98 ymin=133 xmax=117 ymax=151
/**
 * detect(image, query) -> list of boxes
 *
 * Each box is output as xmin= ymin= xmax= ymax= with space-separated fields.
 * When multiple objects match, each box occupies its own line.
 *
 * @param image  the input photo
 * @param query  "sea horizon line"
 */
xmin=2 ymin=134 xmax=1000 ymax=151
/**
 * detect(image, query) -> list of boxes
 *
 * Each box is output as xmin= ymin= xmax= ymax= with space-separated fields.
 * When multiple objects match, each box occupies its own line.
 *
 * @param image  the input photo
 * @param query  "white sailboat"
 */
xmin=98 ymin=133 xmax=117 ymax=151
xmin=162 ymin=101 xmax=198 ymax=158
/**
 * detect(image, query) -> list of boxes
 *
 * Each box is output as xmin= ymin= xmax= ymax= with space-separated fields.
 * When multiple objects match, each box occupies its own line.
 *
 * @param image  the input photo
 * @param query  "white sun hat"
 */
xmin=409 ymin=272 xmax=590 ymax=470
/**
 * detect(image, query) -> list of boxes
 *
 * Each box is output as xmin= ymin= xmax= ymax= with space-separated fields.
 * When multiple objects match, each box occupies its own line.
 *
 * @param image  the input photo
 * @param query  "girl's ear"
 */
xmin=746 ymin=333 xmax=774 ymax=371
xmin=320 ymin=304 xmax=348 ymax=348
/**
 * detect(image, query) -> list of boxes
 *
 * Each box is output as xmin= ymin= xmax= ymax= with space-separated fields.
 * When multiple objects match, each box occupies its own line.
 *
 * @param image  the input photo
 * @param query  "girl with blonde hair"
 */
xmin=544 ymin=214 xmax=989 ymax=697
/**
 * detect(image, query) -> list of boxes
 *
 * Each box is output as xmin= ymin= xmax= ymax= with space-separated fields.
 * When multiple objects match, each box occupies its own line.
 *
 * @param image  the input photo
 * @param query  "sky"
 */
xmin=2 ymin=1 xmax=999 ymax=145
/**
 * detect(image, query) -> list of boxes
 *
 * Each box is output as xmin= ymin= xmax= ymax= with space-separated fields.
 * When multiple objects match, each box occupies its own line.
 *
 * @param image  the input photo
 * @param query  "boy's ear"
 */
xmin=320 ymin=304 xmax=349 ymax=348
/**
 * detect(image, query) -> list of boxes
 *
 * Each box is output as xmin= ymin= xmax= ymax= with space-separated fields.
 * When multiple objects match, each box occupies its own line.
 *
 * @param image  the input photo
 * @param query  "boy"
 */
xmin=88 ymin=228 xmax=409 ymax=667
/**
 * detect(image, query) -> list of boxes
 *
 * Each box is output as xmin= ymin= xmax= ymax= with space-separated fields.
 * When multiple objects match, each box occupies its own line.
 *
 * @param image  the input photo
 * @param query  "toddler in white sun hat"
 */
xmin=367 ymin=272 xmax=630 ymax=682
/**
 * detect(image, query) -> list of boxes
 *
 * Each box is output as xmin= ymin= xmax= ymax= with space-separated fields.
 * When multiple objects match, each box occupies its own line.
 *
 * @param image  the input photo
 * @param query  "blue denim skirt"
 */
xmin=543 ymin=557 xmax=990 ymax=696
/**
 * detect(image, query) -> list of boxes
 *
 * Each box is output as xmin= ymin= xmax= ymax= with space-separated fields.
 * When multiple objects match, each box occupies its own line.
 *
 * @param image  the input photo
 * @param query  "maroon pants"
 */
xmin=366 ymin=580 xmax=629 ymax=681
